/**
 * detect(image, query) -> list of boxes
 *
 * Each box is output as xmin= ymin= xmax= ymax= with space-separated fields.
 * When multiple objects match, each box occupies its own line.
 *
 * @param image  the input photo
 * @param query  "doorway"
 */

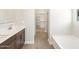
xmin=34 ymin=9 xmax=52 ymax=48
xmin=35 ymin=9 xmax=49 ymax=36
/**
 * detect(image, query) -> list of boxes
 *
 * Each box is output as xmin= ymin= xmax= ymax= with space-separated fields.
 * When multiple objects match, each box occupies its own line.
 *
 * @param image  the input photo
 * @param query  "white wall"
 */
xmin=72 ymin=9 xmax=79 ymax=37
xmin=49 ymin=9 xmax=72 ymax=39
xmin=23 ymin=9 xmax=35 ymax=44
xmin=0 ymin=10 xmax=14 ymax=23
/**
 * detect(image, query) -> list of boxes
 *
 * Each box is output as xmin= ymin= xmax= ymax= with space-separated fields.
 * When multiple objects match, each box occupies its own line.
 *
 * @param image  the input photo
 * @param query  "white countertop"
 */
xmin=0 ymin=25 xmax=25 ymax=44
xmin=52 ymin=35 xmax=79 ymax=49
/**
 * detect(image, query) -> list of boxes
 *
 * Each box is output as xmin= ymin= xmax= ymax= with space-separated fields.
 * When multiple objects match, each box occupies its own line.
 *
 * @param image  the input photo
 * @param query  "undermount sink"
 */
xmin=0 ymin=23 xmax=16 ymax=34
xmin=0 ymin=26 xmax=15 ymax=36
xmin=0 ymin=24 xmax=24 ymax=37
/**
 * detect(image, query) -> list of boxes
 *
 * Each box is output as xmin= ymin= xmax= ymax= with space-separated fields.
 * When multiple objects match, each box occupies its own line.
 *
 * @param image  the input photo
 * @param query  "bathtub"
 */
xmin=51 ymin=35 xmax=79 ymax=49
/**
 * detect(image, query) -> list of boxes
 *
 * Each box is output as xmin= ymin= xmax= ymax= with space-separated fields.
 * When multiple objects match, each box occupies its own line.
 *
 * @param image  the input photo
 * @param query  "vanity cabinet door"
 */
xmin=9 ymin=36 xmax=16 ymax=49
xmin=8 ymin=38 xmax=16 ymax=49
xmin=0 ymin=35 xmax=16 ymax=49
xmin=16 ymin=30 xmax=24 ymax=49
xmin=15 ymin=34 xmax=21 ymax=49
xmin=20 ymin=29 xmax=25 ymax=48
xmin=15 ymin=29 xmax=25 ymax=49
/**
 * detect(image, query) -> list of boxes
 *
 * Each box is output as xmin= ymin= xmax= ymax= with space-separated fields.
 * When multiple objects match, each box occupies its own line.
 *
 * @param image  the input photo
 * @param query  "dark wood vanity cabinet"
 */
xmin=0 ymin=29 xmax=25 ymax=49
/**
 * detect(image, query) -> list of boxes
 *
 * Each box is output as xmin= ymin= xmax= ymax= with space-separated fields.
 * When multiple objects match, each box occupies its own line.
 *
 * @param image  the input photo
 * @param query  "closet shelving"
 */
xmin=35 ymin=9 xmax=48 ymax=32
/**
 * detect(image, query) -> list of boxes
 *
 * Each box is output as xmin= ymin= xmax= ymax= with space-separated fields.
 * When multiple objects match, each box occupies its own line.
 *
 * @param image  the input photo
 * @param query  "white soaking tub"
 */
xmin=52 ymin=35 xmax=79 ymax=49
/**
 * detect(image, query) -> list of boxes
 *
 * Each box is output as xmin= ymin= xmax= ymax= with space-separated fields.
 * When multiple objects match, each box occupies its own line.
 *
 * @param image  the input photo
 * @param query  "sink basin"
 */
xmin=0 ymin=27 xmax=14 ymax=36
xmin=0 ymin=25 xmax=23 ymax=36
xmin=0 ymin=23 xmax=16 ymax=34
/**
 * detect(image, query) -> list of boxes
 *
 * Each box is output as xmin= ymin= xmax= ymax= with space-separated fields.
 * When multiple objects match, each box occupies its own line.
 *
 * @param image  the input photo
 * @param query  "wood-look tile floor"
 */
xmin=23 ymin=31 xmax=54 ymax=49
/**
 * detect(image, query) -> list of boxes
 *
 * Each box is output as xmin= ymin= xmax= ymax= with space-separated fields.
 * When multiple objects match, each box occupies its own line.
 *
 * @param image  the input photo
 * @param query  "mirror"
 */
xmin=77 ymin=9 xmax=79 ymax=21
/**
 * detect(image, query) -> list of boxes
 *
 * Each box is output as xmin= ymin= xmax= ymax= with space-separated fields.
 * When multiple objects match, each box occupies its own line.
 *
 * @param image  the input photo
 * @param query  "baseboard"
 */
xmin=48 ymin=38 xmax=53 ymax=45
xmin=25 ymin=40 xmax=34 ymax=44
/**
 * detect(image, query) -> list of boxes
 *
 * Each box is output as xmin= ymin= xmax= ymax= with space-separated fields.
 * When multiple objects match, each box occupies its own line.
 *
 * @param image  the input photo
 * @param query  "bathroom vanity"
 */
xmin=0 ymin=26 xmax=25 ymax=49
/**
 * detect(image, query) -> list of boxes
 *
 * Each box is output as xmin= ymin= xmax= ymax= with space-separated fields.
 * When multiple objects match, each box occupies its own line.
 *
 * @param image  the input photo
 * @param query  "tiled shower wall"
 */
xmin=35 ymin=9 xmax=48 ymax=32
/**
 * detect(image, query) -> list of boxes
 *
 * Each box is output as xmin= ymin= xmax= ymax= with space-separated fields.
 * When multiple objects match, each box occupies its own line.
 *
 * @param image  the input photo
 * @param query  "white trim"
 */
xmin=48 ymin=38 xmax=53 ymax=45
